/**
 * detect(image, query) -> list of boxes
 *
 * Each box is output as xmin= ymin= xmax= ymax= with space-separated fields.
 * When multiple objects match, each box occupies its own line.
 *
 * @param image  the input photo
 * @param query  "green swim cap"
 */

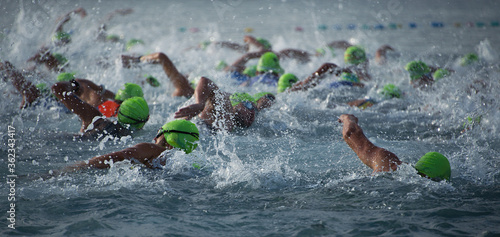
xmin=117 ymin=97 xmax=149 ymax=129
xmin=344 ymin=46 xmax=367 ymax=65
xmin=157 ymin=119 xmax=199 ymax=154
xmin=415 ymin=152 xmax=451 ymax=181
xmin=379 ymin=84 xmax=401 ymax=99
xmin=405 ymin=61 xmax=431 ymax=81
xmin=126 ymin=39 xmax=144 ymax=51
xmin=199 ymin=41 xmax=211 ymax=50
xmin=106 ymin=34 xmax=120 ymax=42
xmin=230 ymin=92 xmax=255 ymax=106
xmin=215 ymin=60 xmax=228 ymax=71
xmin=339 ymin=72 xmax=360 ymax=83
xmin=253 ymin=92 xmax=275 ymax=101
xmin=243 ymin=65 xmax=258 ymax=77
xmin=53 ymin=31 xmax=71 ymax=43
xmin=145 ymin=75 xmax=160 ymax=87
xmin=433 ymin=69 xmax=451 ymax=81
xmin=35 ymin=83 xmax=50 ymax=95
xmin=460 ymin=53 xmax=479 ymax=66
xmin=277 ymin=73 xmax=298 ymax=93
xmin=52 ymin=53 xmax=68 ymax=65
xmin=256 ymin=37 xmax=272 ymax=50
xmin=257 ymin=52 xmax=284 ymax=75
xmin=115 ymin=83 xmax=144 ymax=101
xmin=57 ymin=72 xmax=75 ymax=82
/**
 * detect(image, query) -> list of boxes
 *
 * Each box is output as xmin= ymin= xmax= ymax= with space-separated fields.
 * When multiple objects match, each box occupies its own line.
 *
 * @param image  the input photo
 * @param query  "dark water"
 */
xmin=1 ymin=0 xmax=500 ymax=236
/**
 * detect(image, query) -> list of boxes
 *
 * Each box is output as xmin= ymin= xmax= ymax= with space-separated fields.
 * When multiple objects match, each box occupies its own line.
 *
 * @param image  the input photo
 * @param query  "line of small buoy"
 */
xmin=176 ymin=20 xmax=499 ymax=33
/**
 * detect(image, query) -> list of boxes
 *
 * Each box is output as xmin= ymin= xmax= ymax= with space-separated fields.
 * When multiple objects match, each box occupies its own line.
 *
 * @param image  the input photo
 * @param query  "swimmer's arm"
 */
xmin=140 ymin=52 xmax=194 ymax=97
xmin=52 ymin=82 xmax=102 ymax=129
xmin=54 ymin=7 xmax=87 ymax=32
xmin=277 ymin=49 xmax=311 ymax=63
xmin=226 ymin=51 xmax=266 ymax=73
xmin=214 ymin=41 xmax=249 ymax=53
xmin=338 ymin=114 xmax=401 ymax=172
xmin=243 ymin=35 xmax=269 ymax=51
xmin=290 ymin=63 xmax=348 ymax=91
xmin=64 ymin=143 xmax=166 ymax=171
xmin=2 ymin=62 xmax=40 ymax=108
xmin=327 ymin=40 xmax=352 ymax=50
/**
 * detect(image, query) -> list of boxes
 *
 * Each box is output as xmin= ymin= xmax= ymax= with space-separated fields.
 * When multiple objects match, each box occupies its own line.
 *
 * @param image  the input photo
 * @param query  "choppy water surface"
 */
xmin=1 ymin=0 xmax=500 ymax=236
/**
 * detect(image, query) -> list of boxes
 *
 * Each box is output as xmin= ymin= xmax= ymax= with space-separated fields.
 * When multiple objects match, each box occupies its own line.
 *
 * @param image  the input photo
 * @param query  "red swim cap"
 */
xmin=98 ymin=100 xmax=120 ymax=117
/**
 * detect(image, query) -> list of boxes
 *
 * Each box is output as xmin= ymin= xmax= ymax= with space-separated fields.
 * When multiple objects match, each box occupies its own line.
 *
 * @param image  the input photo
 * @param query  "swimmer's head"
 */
xmin=460 ymin=53 xmax=479 ymax=66
xmin=230 ymin=92 xmax=255 ymax=107
xmin=115 ymin=83 xmax=144 ymax=102
xmin=253 ymin=92 xmax=276 ymax=109
xmin=432 ymin=69 xmax=451 ymax=81
xmin=126 ymin=39 xmax=144 ymax=51
xmin=379 ymin=84 xmax=402 ymax=99
xmin=106 ymin=34 xmax=120 ymax=42
xmin=256 ymin=37 xmax=272 ymax=50
xmin=117 ymin=96 xmax=149 ymax=129
xmin=52 ymin=31 xmax=71 ymax=44
xmin=415 ymin=152 xmax=451 ymax=182
xmin=243 ymin=65 xmax=258 ymax=77
xmin=156 ymin=119 xmax=199 ymax=154
xmin=404 ymin=61 xmax=431 ymax=81
xmin=257 ymin=52 xmax=284 ymax=75
xmin=56 ymin=72 xmax=76 ymax=82
xmin=145 ymin=75 xmax=160 ymax=87
xmin=344 ymin=46 xmax=367 ymax=65
xmin=339 ymin=72 xmax=360 ymax=83
xmin=277 ymin=73 xmax=298 ymax=93
xmin=98 ymin=100 xmax=120 ymax=117
xmin=35 ymin=83 xmax=51 ymax=96
xmin=52 ymin=53 xmax=68 ymax=65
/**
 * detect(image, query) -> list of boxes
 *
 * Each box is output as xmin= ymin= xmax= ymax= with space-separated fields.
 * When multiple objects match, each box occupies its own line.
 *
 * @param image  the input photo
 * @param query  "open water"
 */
xmin=1 ymin=0 xmax=500 ymax=236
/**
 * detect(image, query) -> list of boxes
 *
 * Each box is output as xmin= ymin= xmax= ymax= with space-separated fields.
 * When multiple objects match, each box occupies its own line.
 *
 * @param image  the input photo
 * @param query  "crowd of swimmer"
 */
xmin=3 ymin=7 xmax=483 ymax=182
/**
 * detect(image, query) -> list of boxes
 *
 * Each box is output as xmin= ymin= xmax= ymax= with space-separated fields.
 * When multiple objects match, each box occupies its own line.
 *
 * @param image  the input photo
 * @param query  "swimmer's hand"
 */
xmin=174 ymin=103 xmax=205 ymax=120
xmin=338 ymin=114 xmax=358 ymax=124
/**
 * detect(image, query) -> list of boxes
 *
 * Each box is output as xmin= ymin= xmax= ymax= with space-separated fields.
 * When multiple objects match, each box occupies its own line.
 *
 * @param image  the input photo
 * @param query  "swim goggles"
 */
xmin=155 ymin=128 xmax=199 ymax=140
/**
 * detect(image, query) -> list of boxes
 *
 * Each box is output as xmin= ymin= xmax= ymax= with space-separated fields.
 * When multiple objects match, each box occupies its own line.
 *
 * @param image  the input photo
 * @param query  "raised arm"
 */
xmin=1 ymin=61 xmax=41 ymax=108
xmin=175 ymin=77 xmax=234 ymax=131
xmin=134 ymin=52 xmax=194 ymax=97
xmin=338 ymin=114 xmax=401 ymax=173
xmin=52 ymin=80 xmax=102 ymax=131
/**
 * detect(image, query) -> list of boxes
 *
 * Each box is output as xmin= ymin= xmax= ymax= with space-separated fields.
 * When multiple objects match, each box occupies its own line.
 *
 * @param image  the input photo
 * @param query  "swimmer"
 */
xmin=338 ymin=114 xmax=451 ymax=181
xmin=121 ymin=52 xmax=194 ymax=97
xmin=174 ymin=77 xmax=275 ymax=131
xmin=51 ymin=79 xmax=149 ymax=139
xmin=237 ymin=52 xmax=285 ymax=87
xmin=60 ymin=119 xmax=199 ymax=172
xmin=328 ymin=41 xmax=396 ymax=79
xmin=404 ymin=61 xmax=454 ymax=89
xmin=1 ymin=62 xmax=115 ymax=109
